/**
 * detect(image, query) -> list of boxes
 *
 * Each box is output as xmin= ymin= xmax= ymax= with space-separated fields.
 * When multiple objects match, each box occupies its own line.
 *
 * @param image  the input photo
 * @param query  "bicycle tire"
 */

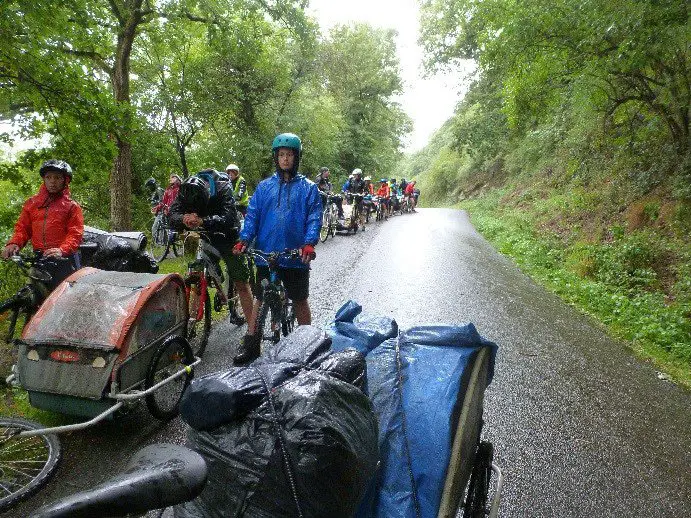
xmin=4 ymin=306 xmax=19 ymax=343
xmin=281 ymin=300 xmax=296 ymax=337
xmin=185 ymin=281 xmax=211 ymax=358
xmin=320 ymin=209 xmax=330 ymax=243
xmin=0 ymin=418 xmax=61 ymax=512
xmin=149 ymin=219 xmax=171 ymax=262
xmin=145 ymin=336 xmax=195 ymax=420
xmin=462 ymin=441 xmax=493 ymax=518
xmin=256 ymin=299 xmax=280 ymax=347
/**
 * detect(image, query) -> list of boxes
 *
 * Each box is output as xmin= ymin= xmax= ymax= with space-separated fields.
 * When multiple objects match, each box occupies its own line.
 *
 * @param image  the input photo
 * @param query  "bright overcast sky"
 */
xmin=306 ymin=0 xmax=475 ymax=152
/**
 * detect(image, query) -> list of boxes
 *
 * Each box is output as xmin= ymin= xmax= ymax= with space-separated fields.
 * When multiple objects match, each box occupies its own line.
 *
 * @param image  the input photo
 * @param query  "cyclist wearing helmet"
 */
xmin=232 ymin=132 xmax=322 ymax=364
xmin=144 ymin=177 xmax=165 ymax=207
xmin=2 ymin=160 xmax=84 ymax=290
xmin=348 ymin=168 xmax=366 ymax=194
xmin=169 ymin=169 xmax=253 ymax=327
xmin=316 ymin=166 xmax=344 ymax=220
xmin=342 ymin=173 xmax=354 ymax=193
xmin=225 ymin=164 xmax=250 ymax=216
xmin=152 ymin=174 xmax=182 ymax=215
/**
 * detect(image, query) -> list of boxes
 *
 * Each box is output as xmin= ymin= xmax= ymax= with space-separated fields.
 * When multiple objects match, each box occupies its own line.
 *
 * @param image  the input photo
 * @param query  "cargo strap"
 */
xmin=253 ymin=367 xmax=304 ymax=518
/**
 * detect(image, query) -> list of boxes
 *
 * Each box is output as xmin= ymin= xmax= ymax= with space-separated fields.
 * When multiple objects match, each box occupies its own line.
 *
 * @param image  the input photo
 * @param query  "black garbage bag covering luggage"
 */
xmin=177 ymin=325 xmax=379 ymax=518
xmin=81 ymin=227 xmax=158 ymax=273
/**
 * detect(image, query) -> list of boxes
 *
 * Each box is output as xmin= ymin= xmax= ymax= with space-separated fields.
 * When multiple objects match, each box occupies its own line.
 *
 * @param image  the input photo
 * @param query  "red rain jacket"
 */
xmin=7 ymin=183 xmax=84 ymax=255
xmin=154 ymin=183 xmax=180 ymax=214
xmin=376 ymin=184 xmax=390 ymax=197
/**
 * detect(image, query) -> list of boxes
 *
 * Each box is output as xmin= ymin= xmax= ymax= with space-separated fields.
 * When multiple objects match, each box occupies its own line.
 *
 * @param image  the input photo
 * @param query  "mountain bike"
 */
xmin=341 ymin=193 xmax=366 ymax=233
xmin=319 ymin=194 xmax=340 ymax=243
xmin=0 ymin=254 xmax=62 ymax=342
xmin=244 ymin=248 xmax=304 ymax=347
xmin=183 ymin=232 xmax=246 ymax=358
xmin=148 ymin=212 xmax=182 ymax=262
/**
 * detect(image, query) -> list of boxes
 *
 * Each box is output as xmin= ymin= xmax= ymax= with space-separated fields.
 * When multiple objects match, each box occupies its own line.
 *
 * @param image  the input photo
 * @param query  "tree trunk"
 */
xmin=110 ymin=138 xmax=132 ymax=230
xmin=109 ymin=1 xmax=144 ymax=230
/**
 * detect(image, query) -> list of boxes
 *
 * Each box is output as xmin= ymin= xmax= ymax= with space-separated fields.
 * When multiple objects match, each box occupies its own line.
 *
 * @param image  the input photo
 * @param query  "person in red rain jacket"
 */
xmin=152 ymin=174 xmax=182 ymax=215
xmin=2 ymin=159 xmax=84 ymax=290
xmin=404 ymin=180 xmax=417 ymax=211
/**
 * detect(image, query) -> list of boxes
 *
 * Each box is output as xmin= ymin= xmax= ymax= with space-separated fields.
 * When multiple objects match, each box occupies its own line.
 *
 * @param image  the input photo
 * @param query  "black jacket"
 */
xmin=169 ymin=170 xmax=241 ymax=243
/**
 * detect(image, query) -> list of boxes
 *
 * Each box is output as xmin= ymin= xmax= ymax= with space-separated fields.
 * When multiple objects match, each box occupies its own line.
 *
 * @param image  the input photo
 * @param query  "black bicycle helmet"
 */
xmin=180 ymin=176 xmax=210 ymax=210
xmin=145 ymin=177 xmax=157 ymax=189
xmin=39 ymin=159 xmax=72 ymax=179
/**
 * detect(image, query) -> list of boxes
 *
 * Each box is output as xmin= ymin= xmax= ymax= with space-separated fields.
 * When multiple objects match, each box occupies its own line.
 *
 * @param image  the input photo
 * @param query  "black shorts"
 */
xmin=255 ymin=266 xmax=310 ymax=302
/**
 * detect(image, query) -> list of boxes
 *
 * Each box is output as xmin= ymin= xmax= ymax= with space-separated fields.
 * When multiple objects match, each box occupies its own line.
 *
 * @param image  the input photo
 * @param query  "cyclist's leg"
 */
xmin=215 ymin=240 xmax=251 ymax=324
xmin=233 ymin=265 xmax=267 ymax=365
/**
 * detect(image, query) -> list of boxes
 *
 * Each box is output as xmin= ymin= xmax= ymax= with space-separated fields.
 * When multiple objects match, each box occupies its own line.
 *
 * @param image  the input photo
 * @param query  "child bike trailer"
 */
xmin=15 ymin=267 xmax=193 ymax=420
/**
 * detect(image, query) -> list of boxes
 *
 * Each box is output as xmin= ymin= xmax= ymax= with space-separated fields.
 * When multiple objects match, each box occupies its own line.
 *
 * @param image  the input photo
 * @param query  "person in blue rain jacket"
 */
xmin=232 ymin=132 xmax=322 ymax=364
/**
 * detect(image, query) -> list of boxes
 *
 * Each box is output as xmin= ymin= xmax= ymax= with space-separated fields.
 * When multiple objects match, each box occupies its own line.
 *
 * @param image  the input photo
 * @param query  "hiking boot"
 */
xmin=234 ymin=334 xmax=261 ymax=365
xmin=228 ymin=308 xmax=246 ymax=326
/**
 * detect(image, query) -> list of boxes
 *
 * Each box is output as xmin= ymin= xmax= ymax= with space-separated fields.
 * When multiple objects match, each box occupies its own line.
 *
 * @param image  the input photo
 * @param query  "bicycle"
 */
xmin=243 ymin=248 xmax=303 ymax=347
xmin=341 ymin=193 xmax=366 ymax=233
xmin=183 ymin=231 xmax=246 ymax=358
xmin=0 ymin=254 xmax=62 ymax=342
xmin=319 ymin=194 xmax=339 ymax=243
xmin=375 ymin=196 xmax=388 ymax=222
xmin=148 ymin=211 xmax=182 ymax=262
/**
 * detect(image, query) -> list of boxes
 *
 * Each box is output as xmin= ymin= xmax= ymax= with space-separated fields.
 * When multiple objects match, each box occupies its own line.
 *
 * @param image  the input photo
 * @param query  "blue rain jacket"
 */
xmin=240 ymin=172 xmax=322 ymax=268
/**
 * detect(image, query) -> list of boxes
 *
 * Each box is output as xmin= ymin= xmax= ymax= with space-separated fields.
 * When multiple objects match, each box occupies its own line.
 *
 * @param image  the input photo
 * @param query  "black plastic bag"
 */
xmin=177 ymin=326 xmax=378 ymax=518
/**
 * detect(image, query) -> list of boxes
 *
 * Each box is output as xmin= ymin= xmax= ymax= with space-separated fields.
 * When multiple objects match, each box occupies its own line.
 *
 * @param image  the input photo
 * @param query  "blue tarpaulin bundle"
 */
xmin=327 ymin=301 xmax=498 ymax=518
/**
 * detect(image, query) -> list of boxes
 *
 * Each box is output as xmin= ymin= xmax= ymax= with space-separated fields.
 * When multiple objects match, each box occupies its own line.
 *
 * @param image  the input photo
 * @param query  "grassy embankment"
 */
xmin=409 ymin=140 xmax=690 ymax=388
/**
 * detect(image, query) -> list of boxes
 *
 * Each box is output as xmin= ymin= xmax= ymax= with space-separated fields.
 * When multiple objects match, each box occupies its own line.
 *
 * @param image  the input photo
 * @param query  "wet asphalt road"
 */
xmin=8 ymin=208 xmax=690 ymax=517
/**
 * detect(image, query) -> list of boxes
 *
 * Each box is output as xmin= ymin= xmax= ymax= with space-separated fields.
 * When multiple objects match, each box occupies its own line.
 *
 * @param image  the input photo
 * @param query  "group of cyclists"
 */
xmin=2 ymin=132 xmax=419 ymax=367
xmin=316 ymin=166 xmax=419 ymax=224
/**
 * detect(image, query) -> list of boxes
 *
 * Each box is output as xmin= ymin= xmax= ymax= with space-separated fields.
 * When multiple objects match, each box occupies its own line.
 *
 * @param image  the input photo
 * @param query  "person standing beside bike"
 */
xmin=169 ymin=170 xmax=254 ymax=327
xmin=316 ymin=166 xmax=344 ymax=221
xmin=232 ymin=132 xmax=322 ymax=364
xmin=152 ymin=174 xmax=181 ymax=216
xmin=1 ymin=160 xmax=84 ymax=291
xmin=376 ymin=178 xmax=391 ymax=217
xmin=225 ymin=164 xmax=250 ymax=217
xmin=405 ymin=180 xmax=418 ymax=211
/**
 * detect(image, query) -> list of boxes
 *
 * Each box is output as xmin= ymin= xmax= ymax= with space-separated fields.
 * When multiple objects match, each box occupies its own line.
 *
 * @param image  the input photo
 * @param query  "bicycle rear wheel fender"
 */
xmin=0 ymin=418 xmax=61 ymax=512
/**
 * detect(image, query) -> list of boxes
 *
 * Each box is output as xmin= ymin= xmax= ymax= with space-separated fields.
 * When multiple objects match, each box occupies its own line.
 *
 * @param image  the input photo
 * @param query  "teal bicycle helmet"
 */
xmin=272 ymin=133 xmax=302 ymax=175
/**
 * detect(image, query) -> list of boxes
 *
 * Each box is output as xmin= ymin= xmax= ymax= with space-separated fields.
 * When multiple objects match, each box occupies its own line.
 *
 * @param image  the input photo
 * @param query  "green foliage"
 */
xmin=463 ymin=200 xmax=691 ymax=385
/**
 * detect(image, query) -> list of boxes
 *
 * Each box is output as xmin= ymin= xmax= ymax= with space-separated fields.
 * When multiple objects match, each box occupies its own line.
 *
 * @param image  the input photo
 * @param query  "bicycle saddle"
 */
xmin=34 ymin=443 xmax=208 ymax=517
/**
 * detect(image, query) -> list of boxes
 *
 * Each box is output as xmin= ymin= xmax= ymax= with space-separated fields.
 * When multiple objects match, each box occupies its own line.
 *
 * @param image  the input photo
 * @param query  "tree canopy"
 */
xmin=0 ymin=1 xmax=410 ymax=231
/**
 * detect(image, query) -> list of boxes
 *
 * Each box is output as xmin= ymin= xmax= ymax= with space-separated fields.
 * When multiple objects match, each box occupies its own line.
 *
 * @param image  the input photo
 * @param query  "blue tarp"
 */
xmin=327 ymin=301 xmax=498 ymax=518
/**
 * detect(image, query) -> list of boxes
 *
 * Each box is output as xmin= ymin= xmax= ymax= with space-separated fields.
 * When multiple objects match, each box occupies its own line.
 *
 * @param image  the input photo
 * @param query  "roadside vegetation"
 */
xmin=403 ymin=0 xmax=690 ymax=387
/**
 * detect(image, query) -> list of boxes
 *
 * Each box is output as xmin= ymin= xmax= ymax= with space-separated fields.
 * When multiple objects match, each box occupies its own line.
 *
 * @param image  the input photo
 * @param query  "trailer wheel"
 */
xmin=462 ymin=441 xmax=493 ymax=518
xmin=145 ymin=336 xmax=195 ymax=420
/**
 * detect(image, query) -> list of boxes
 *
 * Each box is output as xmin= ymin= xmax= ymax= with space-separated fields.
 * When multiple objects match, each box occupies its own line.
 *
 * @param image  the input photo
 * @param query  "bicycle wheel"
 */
xmin=185 ymin=281 xmax=211 ymax=358
xmin=462 ymin=441 xmax=493 ymax=518
xmin=145 ymin=336 xmax=195 ymax=420
xmin=3 ymin=306 xmax=19 ymax=342
xmin=0 ymin=418 xmax=61 ymax=512
xmin=149 ymin=220 xmax=171 ymax=263
xmin=320 ymin=209 xmax=330 ymax=243
xmin=281 ymin=300 xmax=296 ymax=337
xmin=255 ymin=299 xmax=280 ymax=346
